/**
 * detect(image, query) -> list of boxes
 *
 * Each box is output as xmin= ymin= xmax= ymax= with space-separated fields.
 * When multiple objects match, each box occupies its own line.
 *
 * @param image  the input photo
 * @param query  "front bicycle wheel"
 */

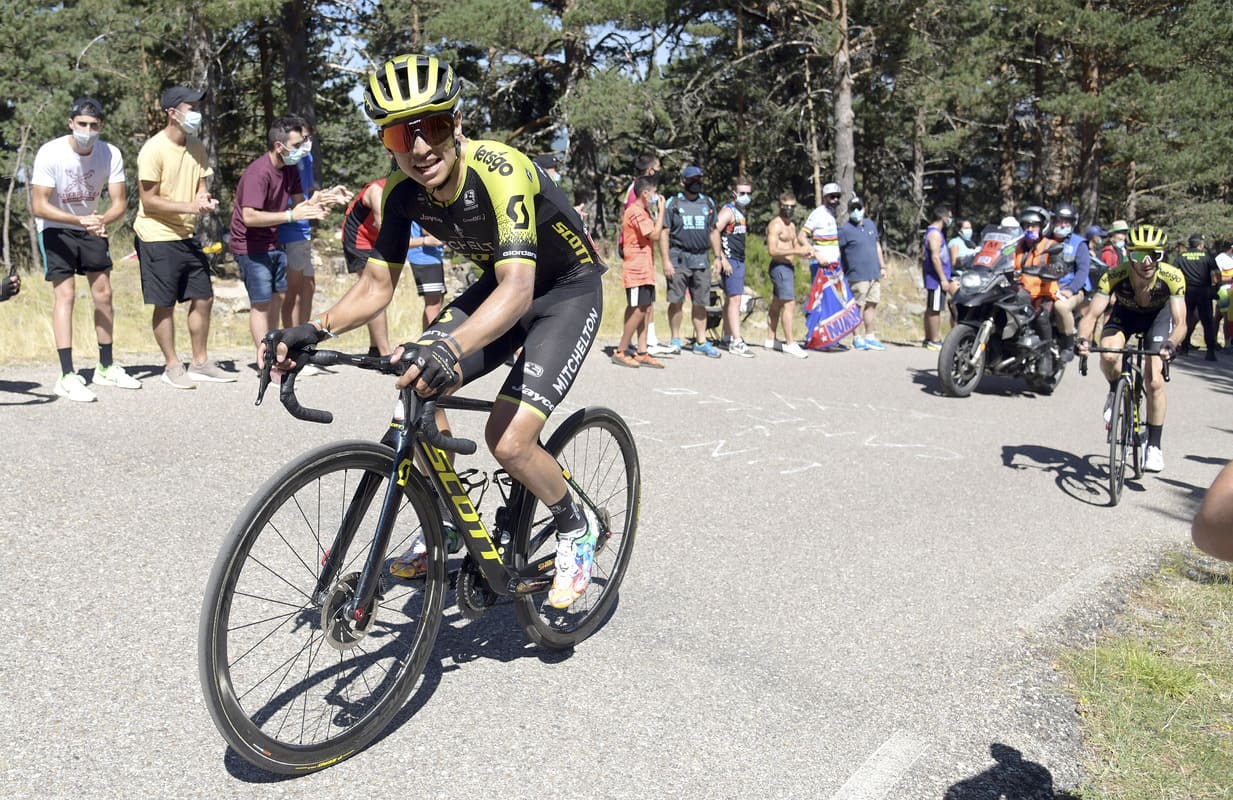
xmin=1107 ymin=379 xmax=1132 ymax=506
xmin=199 ymin=441 xmax=446 ymax=775
xmin=512 ymin=407 xmax=640 ymax=650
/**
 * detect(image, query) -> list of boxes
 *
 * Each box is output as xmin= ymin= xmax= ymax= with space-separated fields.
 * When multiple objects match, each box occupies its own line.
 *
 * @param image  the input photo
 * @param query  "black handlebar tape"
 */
xmin=279 ymin=371 xmax=333 ymax=424
xmin=418 ymin=401 xmax=478 ymax=455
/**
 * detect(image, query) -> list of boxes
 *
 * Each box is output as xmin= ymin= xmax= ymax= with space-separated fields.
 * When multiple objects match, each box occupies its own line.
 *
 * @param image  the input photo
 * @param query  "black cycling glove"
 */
xmin=410 ymin=339 xmax=461 ymax=394
xmin=269 ymin=323 xmax=330 ymax=358
xmin=0 ymin=273 xmax=19 ymax=302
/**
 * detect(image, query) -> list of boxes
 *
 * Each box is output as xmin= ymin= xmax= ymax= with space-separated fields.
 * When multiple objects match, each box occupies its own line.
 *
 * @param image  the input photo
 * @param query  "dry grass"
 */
xmin=1059 ymin=551 xmax=1233 ymax=799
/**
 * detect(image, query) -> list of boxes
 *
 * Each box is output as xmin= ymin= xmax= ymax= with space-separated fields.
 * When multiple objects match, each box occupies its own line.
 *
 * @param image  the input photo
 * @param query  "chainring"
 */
xmin=456 ymin=555 xmax=498 ymax=620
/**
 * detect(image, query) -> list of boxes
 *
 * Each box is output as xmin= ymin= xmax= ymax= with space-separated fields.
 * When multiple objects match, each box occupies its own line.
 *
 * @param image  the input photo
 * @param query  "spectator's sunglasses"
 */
xmin=1128 ymin=249 xmax=1165 ymax=266
xmin=380 ymin=112 xmax=455 ymax=152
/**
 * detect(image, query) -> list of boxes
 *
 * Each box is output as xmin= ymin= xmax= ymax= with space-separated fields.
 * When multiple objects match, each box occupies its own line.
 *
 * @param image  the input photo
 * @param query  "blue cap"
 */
xmin=1085 ymin=225 xmax=1109 ymax=239
xmin=681 ymin=165 xmax=703 ymax=179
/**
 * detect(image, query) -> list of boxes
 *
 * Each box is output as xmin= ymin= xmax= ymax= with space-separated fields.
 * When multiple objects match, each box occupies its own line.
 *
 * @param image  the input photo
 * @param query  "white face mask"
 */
xmin=1054 ymin=224 xmax=1073 ymax=238
xmin=72 ymin=129 xmax=99 ymax=149
xmin=301 ymin=139 xmax=312 ymax=154
xmin=735 ymin=192 xmax=751 ymax=207
xmin=849 ymin=208 xmax=864 ymax=222
xmin=176 ymin=109 xmax=203 ymax=136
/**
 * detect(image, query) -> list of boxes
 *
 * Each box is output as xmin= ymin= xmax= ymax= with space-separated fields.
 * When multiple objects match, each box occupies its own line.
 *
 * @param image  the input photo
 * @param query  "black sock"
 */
xmin=1108 ymin=379 xmax=1118 ymax=394
xmin=547 ymin=491 xmax=585 ymax=539
xmin=99 ymin=343 xmax=113 ymax=369
xmin=57 ymin=347 xmax=73 ymax=375
xmin=367 ymin=345 xmax=381 ymax=357
xmin=1148 ymin=424 xmax=1163 ymax=449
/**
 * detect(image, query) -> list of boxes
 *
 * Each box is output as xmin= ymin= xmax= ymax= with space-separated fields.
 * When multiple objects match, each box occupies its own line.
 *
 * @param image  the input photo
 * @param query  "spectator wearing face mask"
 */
xmin=837 ymin=195 xmax=887 ymax=351
xmin=1100 ymin=220 xmax=1129 ymax=269
xmin=948 ymin=218 xmax=978 ymax=272
xmin=709 ymin=177 xmax=755 ymax=357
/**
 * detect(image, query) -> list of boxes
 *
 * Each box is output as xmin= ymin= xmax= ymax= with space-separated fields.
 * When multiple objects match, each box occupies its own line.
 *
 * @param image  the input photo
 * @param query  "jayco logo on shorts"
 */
xmin=474 ymin=145 xmax=514 ymax=176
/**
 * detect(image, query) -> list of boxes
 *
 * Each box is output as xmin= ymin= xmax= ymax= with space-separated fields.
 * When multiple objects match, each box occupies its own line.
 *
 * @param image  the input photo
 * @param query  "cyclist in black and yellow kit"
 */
xmin=261 ymin=55 xmax=605 ymax=608
xmin=1075 ymin=224 xmax=1186 ymax=473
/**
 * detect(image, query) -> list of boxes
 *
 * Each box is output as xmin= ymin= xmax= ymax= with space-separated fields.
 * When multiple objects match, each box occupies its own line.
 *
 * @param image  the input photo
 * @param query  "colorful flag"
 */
xmin=804 ymin=264 xmax=861 ymax=349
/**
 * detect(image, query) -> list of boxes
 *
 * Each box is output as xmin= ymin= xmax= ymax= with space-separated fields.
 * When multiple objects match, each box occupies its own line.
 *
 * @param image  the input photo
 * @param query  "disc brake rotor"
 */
xmin=320 ymin=572 xmax=379 ymax=651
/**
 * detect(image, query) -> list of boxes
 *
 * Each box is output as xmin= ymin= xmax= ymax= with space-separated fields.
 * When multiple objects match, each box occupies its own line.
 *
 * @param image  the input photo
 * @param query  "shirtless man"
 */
xmin=763 ymin=191 xmax=813 ymax=358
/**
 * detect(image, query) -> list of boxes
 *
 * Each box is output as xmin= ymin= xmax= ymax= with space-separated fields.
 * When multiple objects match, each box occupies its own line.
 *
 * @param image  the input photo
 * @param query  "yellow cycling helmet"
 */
xmin=1128 ymin=224 xmax=1167 ymax=251
xmin=364 ymin=55 xmax=460 ymax=126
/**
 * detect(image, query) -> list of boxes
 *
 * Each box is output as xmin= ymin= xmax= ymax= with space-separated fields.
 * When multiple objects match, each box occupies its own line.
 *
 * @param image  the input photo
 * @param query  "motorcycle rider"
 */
xmin=1075 ymin=224 xmax=1185 ymax=473
xmin=1047 ymin=202 xmax=1092 ymax=362
xmin=1012 ymin=206 xmax=1060 ymax=379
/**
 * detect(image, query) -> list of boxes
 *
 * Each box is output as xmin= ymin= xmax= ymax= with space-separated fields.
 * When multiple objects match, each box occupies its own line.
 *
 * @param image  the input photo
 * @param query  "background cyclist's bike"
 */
xmin=1080 ymin=337 xmax=1169 ymax=506
xmin=198 ymin=346 xmax=640 ymax=774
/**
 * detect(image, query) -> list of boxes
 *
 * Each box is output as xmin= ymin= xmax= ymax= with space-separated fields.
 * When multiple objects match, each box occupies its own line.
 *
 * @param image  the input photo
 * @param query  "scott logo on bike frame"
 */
xmin=418 ymin=445 xmax=501 ymax=561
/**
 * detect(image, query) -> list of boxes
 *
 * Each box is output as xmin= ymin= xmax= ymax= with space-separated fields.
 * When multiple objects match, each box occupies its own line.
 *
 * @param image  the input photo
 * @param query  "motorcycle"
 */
xmin=939 ymin=224 xmax=1067 ymax=397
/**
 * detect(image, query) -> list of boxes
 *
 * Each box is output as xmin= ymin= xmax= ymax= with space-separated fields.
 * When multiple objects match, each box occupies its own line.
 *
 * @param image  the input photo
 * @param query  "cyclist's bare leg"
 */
xmin=1097 ymin=331 xmax=1125 ymax=384
xmin=484 ymin=399 xmax=564 ymax=505
xmin=1144 ymin=354 xmax=1167 ymax=425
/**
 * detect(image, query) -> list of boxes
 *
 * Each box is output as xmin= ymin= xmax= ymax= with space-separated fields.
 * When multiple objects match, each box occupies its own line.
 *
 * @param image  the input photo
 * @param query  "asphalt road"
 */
xmin=2 ymin=339 xmax=1227 ymax=799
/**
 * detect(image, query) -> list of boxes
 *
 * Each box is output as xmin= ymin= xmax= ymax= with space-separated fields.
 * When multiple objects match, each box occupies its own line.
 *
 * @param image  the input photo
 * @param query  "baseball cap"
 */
xmin=161 ymin=85 xmax=205 ymax=110
xmin=533 ymin=153 xmax=561 ymax=171
xmin=1085 ymin=225 xmax=1109 ymax=239
xmin=1001 ymin=216 xmax=1020 ymax=228
xmin=822 ymin=182 xmax=841 ymax=197
xmin=70 ymin=97 xmax=104 ymax=120
xmin=681 ymin=165 xmax=703 ymax=179
xmin=848 ymin=195 xmax=863 ymax=208
xmin=1107 ymin=220 xmax=1129 ymax=234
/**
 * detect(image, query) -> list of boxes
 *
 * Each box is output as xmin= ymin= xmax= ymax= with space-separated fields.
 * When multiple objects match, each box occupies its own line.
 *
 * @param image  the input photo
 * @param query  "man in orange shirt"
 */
xmin=613 ymin=175 xmax=666 ymax=367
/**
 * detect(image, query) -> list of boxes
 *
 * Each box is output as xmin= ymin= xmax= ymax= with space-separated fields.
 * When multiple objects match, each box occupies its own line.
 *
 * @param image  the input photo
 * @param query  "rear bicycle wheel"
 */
xmin=198 ymin=441 xmax=446 ymax=775
xmin=512 ymin=407 xmax=640 ymax=649
xmin=1107 ymin=379 xmax=1132 ymax=506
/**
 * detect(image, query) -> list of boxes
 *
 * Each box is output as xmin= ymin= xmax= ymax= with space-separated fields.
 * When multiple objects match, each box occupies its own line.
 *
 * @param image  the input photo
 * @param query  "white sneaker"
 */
xmin=1144 ymin=445 xmax=1164 ymax=473
xmin=646 ymin=343 xmax=676 ymax=357
xmin=729 ymin=340 xmax=755 ymax=358
xmin=93 ymin=363 xmax=142 ymax=389
xmin=1102 ymin=392 xmax=1114 ymax=425
xmin=781 ymin=341 xmax=809 ymax=359
xmin=54 ymin=372 xmax=97 ymax=402
xmin=762 ymin=338 xmax=783 ymax=351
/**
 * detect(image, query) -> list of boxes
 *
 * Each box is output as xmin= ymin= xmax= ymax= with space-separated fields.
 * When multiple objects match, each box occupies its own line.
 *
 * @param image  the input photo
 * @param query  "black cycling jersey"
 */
xmin=371 ymin=139 xmax=605 ymax=289
xmin=1095 ymin=262 xmax=1185 ymax=312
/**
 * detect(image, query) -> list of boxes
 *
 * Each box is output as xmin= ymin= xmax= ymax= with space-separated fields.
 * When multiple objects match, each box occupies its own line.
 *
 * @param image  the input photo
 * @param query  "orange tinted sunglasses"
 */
xmin=380 ymin=113 xmax=455 ymax=152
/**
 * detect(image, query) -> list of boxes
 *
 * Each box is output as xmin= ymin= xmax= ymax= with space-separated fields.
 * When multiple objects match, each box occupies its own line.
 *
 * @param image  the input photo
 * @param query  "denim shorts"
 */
xmin=237 ymin=250 xmax=288 ymax=305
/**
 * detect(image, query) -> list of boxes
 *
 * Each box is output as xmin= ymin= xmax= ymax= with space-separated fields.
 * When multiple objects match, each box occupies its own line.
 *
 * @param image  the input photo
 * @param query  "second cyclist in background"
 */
xmin=1075 ymin=224 xmax=1185 ymax=473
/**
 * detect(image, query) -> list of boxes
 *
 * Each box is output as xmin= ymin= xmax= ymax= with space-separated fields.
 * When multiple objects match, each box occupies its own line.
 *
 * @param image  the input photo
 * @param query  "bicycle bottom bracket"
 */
xmin=320 ymin=572 xmax=379 ymax=651
xmin=456 ymin=556 xmax=498 ymax=620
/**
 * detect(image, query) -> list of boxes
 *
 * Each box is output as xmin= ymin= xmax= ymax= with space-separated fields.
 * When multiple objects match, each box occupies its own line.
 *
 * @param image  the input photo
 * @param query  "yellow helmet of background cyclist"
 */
xmin=364 ymin=55 xmax=460 ymax=127
xmin=1128 ymin=224 xmax=1167 ymax=251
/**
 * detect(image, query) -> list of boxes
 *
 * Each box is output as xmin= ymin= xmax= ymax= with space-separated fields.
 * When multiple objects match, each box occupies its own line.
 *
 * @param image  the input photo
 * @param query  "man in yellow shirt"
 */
xmin=133 ymin=86 xmax=235 ymax=388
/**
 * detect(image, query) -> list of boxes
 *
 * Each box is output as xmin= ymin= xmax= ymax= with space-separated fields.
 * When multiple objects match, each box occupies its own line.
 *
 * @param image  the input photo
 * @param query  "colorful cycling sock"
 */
xmin=99 ymin=343 xmax=113 ymax=369
xmin=547 ymin=491 xmax=584 ymax=538
xmin=1147 ymin=424 xmax=1163 ymax=448
xmin=57 ymin=347 xmax=73 ymax=375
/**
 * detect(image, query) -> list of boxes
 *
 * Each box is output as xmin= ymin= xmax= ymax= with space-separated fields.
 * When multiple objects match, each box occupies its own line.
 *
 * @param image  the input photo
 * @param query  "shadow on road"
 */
xmin=0 ymin=379 xmax=55 ymax=406
xmin=221 ymin=583 xmax=620 ymax=782
xmin=907 ymin=367 xmax=1036 ymax=398
xmin=1000 ymin=443 xmax=1130 ymax=506
xmin=944 ymin=743 xmax=1080 ymax=799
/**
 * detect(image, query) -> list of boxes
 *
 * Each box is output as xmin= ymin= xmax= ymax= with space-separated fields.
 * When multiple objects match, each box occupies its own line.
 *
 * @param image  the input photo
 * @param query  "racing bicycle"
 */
xmin=198 ymin=345 xmax=640 ymax=774
xmin=1079 ymin=336 xmax=1170 ymax=506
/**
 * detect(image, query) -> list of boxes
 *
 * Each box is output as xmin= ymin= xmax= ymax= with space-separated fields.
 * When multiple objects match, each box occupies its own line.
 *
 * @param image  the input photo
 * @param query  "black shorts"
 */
xmin=419 ymin=271 xmax=603 ymax=421
xmin=344 ymin=245 xmax=370 ymax=274
xmin=1102 ymin=303 xmax=1173 ymax=351
xmin=624 ymin=285 xmax=655 ymax=307
xmin=135 ymin=237 xmax=213 ymax=307
xmin=40 ymin=228 xmax=112 ymax=282
xmin=410 ymin=260 xmax=445 ymax=296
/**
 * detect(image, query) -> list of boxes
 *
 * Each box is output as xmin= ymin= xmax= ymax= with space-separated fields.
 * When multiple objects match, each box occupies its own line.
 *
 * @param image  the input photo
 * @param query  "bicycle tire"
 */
xmin=1107 ymin=379 xmax=1132 ymax=506
xmin=199 ymin=440 xmax=447 ymax=775
xmin=512 ymin=407 xmax=640 ymax=650
xmin=1130 ymin=377 xmax=1145 ymax=480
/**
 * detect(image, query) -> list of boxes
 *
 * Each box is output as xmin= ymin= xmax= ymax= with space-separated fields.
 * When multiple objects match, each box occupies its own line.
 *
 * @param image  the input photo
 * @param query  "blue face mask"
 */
xmin=849 ymin=208 xmax=864 ymax=223
xmin=735 ymin=192 xmax=752 ymax=207
xmin=282 ymin=146 xmax=306 ymax=166
xmin=1025 ymin=229 xmax=1040 ymax=244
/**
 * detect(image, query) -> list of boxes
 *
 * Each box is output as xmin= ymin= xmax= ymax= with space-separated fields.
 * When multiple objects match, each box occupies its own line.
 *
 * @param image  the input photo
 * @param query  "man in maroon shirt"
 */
xmin=229 ymin=117 xmax=339 ymax=348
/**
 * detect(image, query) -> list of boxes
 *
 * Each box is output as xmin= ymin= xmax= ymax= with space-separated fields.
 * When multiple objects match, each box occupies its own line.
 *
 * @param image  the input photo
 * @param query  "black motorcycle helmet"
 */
xmin=1018 ymin=208 xmax=1045 ymax=229
xmin=1052 ymin=202 xmax=1077 ymax=222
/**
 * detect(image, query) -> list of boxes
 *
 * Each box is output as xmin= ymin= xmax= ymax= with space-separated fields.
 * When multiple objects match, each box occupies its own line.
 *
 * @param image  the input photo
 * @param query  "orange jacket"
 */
xmin=1014 ymin=239 xmax=1060 ymax=302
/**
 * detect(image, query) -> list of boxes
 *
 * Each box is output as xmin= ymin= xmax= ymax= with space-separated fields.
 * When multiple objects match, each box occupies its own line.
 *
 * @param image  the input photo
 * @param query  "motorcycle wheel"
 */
xmin=938 ymin=324 xmax=984 ymax=397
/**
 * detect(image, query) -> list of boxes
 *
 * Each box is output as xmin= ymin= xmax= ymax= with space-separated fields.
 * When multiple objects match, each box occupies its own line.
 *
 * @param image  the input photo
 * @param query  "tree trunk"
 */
xmin=257 ymin=21 xmax=276 ymax=132
xmin=999 ymin=102 xmax=1016 ymax=216
xmin=736 ymin=7 xmax=746 ymax=176
xmin=1125 ymin=159 xmax=1137 ymax=221
xmin=803 ymin=51 xmax=823 ymax=207
xmin=1076 ymin=32 xmax=1100 ymax=223
xmin=283 ymin=0 xmax=314 ymax=123
xmin=187 ymin=9 xmax=223 ymax=244
xmin=831 ymin=0 xmax=854 ymax=201
xmin=911 ymin=105 xmax=925 ymax=256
